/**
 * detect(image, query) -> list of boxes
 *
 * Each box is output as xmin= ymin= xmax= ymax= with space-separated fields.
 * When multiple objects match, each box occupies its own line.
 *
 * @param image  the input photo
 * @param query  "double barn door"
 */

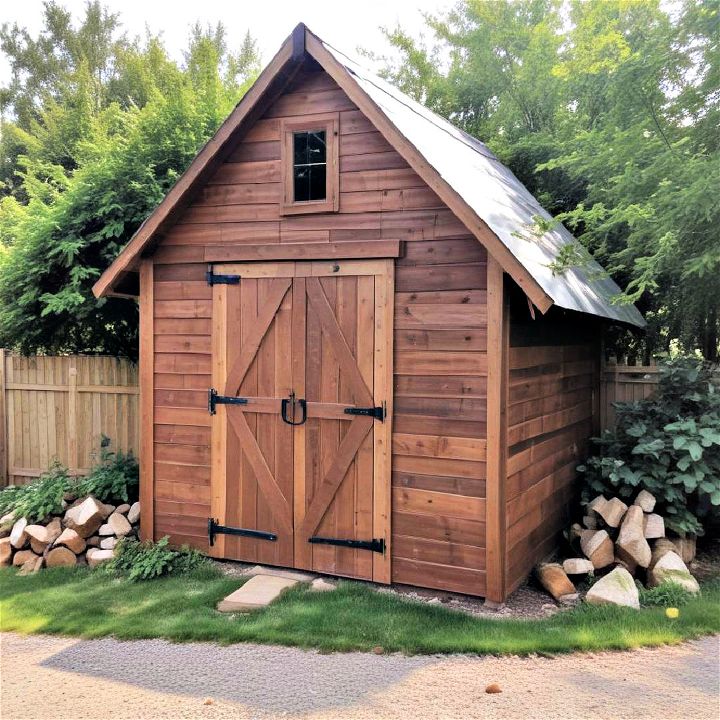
xmin=209 ymin=259 xmax=393 ymax=582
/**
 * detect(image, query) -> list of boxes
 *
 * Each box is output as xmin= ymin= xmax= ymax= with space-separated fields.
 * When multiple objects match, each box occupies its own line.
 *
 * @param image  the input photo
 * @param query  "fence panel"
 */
xmin=600 ymin=360 xmax=660 ymax=431
xmin=0 ymin=351 xmax=138 ymax=486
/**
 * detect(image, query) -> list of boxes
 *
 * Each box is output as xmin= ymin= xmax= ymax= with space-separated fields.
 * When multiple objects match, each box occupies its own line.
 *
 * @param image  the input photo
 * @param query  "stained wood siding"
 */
xmin=150 ymin=66 xmax=488 ymax=592
xmin=504 ymin=295 xmax=600 ymax=594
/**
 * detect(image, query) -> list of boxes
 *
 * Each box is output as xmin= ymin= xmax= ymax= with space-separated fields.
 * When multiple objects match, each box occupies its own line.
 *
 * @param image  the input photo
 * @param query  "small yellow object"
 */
xmin=666 ymin=607 xmax=680 ymax=619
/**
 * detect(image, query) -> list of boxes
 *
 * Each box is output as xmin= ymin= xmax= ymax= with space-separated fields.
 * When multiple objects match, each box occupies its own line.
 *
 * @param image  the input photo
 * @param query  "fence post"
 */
xmin=67 ymin=361 xmax=79 ymax=474
xmin=0 ymin=349 xmax=6 ymax=486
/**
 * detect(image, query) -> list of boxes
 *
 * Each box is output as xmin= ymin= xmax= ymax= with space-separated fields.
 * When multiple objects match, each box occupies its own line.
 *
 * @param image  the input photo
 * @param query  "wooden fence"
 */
xmin=0 ymin=352 xmax=138 ymax=487
xmin=600 ymin=359 xmax=660 ymax=431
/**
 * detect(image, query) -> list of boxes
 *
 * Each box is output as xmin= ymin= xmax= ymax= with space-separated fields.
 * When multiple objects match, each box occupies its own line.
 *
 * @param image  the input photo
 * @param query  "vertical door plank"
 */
xmin=139 ymin=260 xmax=154 ymax=541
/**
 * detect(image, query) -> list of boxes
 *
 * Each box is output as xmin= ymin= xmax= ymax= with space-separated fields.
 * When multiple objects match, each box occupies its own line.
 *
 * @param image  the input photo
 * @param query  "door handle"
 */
xmin=281 ymin=392 xmax=307 ymax=426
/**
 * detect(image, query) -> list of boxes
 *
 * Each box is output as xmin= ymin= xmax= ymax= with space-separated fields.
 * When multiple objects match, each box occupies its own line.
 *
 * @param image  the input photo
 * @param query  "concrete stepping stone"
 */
xmin=242 ymin=564 xmax=316 ymax=583
xmin=217 ymin=575 xmax=299 ymax=612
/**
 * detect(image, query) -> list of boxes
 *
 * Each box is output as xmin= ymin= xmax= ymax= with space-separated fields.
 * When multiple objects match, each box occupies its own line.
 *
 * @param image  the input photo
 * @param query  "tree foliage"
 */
xmin=0 ymin=2 xmax=260 ymax=357
xmin=378 ymin=0 xmax=720 ymax=360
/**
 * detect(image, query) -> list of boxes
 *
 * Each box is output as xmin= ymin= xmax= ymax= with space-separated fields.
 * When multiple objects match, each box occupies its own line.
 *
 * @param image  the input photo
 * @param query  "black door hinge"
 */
xmin=208 ymin=388 xmax=248 ymax=414
xmin=208 ymin=518 xmax=277 ymax=546
xmin=308 ymin=536 xmax=385 ymax=554
xmin=206 ymin=265 xmax=240 ymax=285
xmin=343 ymin=404 xmax=385 ymax=421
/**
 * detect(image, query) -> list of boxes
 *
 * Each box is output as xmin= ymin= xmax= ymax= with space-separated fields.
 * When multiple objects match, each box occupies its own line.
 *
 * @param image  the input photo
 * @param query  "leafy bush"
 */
xmin=639 ymin=582 xmax=695 ymax=608
xmin=75 ymin=436 xmax=138 ymax=504
xmin=0 ymin=436 xmax=137 ymax=522
xmin=579 ymin=358 xmax=720 ymax=536
xmin=0 ymin=461 xmax=71 ymax=522
xmin=105 ymin=536 xmax=208 ymax=582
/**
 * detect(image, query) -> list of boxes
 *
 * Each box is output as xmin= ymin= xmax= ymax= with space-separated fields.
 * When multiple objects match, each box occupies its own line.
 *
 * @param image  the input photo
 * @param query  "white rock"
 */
xmin=587 ymin=495 xmax=608 ymax=517
xmin=86 ymin=548 xmax=115 ymax=567
xmin=648 ymin=551 xmax=700 ymax=593
xmin=9 ymin=518 xmax=29 ymax=549
xmin=100 ymin=536 xmax=117 ymax=550
xmin=580 ymin=529 xmax=614 ymax=569
xmin=616 ymin=505 xmax=652 ymax=568
xmin=597 ymin=497 xmax=628 ymax=528
xmin=643 ymin=513 xmax=665 ymax=539
xmin=107 ymin=512 xmax=132 ymax=537
xmin=127 ymin=502 xmax=141 ymax=525
xmin=115 ymin=503 xmax=131 ymax=515
xmin=634 ymin=489 xmax=656 ymax=513
xmin=585 ymin=567 xmax=640 ymax=609
xmin=64 ymin=497 xmax=106 ymax=538
xmin=309 ymin=578 xmax=336 ymax=592
xmin=563 ymin=558 xmax=595 ymax=576
xmin=54 ymin=528 xmax=86 ymax=554
xmin=98 ymin=523 xmax=114 ymax=536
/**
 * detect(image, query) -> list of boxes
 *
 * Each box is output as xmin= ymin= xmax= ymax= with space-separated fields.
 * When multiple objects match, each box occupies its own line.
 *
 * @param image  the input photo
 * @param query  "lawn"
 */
xmin=2 ymin=566 xmax=719 ymax=655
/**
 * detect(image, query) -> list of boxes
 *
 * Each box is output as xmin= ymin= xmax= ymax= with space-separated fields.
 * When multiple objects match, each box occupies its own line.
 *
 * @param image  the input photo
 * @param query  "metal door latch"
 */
xmin=208 ymin=388 xmax=248 ymax=414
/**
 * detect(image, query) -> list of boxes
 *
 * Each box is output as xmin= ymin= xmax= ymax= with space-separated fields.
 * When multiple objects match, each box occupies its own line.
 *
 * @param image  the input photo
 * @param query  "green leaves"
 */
xmin=580 ymin=357 xmax=720 ymax=536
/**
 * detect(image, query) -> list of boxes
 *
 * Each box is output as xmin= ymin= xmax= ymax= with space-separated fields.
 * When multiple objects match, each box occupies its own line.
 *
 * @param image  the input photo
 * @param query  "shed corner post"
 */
xmin=139 ymin=259 xmax=154 ymax=542
xmin=485 ymin=257 xmax=509 ymax=603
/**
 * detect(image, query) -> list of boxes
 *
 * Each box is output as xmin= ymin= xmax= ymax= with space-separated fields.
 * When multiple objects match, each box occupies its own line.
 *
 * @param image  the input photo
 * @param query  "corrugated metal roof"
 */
xmin=320 ymin=39 xmax=645 ymax=328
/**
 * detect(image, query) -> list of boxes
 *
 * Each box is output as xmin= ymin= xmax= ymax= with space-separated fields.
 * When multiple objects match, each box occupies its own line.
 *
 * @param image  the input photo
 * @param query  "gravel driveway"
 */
xmin=1 ymin=632 xmax=718 ymax=719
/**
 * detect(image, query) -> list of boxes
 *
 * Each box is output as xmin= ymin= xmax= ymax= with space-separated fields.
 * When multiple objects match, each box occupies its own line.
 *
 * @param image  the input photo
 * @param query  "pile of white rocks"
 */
xmin=0 ymin=496 xmax=140 ymax=575
xmin=537 ymin=490 xmax=701 ymax=609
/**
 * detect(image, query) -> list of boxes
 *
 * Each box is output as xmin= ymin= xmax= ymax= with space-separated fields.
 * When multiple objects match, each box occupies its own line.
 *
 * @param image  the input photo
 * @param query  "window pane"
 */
xmin=309 ymin=164 xmax=326 ymax=201
xmin=294 ymin=165 xmax=310 ymax=202
xmin=293 ymin=132 xmax=308 ymax=165
xmin=307 ymin=131 xmax=326 ymax=163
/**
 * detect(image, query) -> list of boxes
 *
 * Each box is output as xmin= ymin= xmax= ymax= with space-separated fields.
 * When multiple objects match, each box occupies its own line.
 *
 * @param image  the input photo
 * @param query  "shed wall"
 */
xmin=149 ymin=66 xmax=488 ymax=595
xmin=504 ymin=293 xmax=600 ymax=593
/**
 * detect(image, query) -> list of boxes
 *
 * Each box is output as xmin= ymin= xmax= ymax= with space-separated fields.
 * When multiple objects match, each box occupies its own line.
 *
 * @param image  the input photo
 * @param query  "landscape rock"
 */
xmin=596 ymin=497 xmax=628 ymax=528
xmin=562 ymin=558 xmax=595 ymax=576
xmin=107 ymin=512 xmax=132 ymax=537
xmin=101 ymin=504 xmax=115 ymax=519
xmin=643 ymin=513 xmax=665 ymax=539
xmin=648 ymin=551 xmax=700 ymax=593
xmin=585 ymin=567 xmax=640 ymax=609
xmin=650 ymin=538 xmax=678 ymax=570
xmin=115 ymin=503 xmax=131 ymax=515
xmin=634 ymin=489 xmax=656 ymax=513
xmin=616 ymin=505 xmax=652 ymax=568
xmin=86 ymin=548 xmax=114 ymax=567
xmin=0 ymin=537 xmax=12 ymax=566
xmin=86 ymin=535 xmax=101 ymax=548
xmin=580 ymin=529 xmax=614 ymax=569
xmin=25 ymin=518 xmax=61 ymax=545
xmin=0 ymin=512 xmax=16 ymax=537
xmin=586 ymin=495 xmax=608 ymax=517
xmin=127 ymin=502 xmax=141 ymax=525
xmin=309 ymin=577 xmax=336 ymax=592
xmin=98 ymin=523 xmax=114 ymax=536
xmin=671 ymin=535 xmax=696 ymax=564
xmin=9 ymin=517 xmax=29 ymax=549
xmin=582 ymin=515 xmax=598 ymax=530
xmin=13 ymin=549 xmax=39 ymax=567
xmin=64 ymin=497 xmax=106 ymax=538
xmin=558 ymin=593 xmax=580 ymax=606
xmin=45 ymin=546 xmax=77 ymax=568
xmin=55 ymin=528 xmax=86 ymax=554
xmin=537 ymin=563 xmax=576 ymax=601
xmin=30 ymin=537 xmax=49 ymax=555
xmin=18 ymin=556 xmax=43 ymax=575
xmin=100 ymin=536 xmax=117 ymax=550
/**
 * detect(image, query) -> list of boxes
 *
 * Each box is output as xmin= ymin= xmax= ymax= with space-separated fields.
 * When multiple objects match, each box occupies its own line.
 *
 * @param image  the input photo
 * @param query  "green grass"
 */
xmin=1 ymin=566 xmax=719 ymax=655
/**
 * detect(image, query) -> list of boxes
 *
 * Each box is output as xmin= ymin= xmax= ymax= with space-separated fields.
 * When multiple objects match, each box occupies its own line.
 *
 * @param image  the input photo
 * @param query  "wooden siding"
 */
xmin=504 ymin=298 xmax=600 ymax=594
xmin=150 ymin=66 xmax=487 ymax=593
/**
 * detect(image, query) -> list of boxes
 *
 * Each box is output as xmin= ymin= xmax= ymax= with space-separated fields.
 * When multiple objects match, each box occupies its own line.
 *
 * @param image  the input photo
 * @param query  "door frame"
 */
xmin=209 ymin=258 xmax=394 ymax=584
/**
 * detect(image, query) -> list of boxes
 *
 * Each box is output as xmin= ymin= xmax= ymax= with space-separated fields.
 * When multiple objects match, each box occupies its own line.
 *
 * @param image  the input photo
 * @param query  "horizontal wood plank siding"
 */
xmin=150 ymin=66 xmax=487 ymax=594
xmin=504 ymin=298 xmax=600 ymax=594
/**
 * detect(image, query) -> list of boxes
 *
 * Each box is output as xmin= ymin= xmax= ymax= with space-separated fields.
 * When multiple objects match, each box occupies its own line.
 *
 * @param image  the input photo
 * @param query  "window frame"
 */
xmin=280 ymin=113 xmax=339 ymax=215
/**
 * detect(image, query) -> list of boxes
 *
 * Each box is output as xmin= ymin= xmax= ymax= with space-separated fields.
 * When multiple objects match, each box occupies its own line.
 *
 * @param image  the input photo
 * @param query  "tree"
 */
xmin=379 ymin=0 xmax=720 ymax=360
xmin=0 ymin=4 xmax=260 ymax=358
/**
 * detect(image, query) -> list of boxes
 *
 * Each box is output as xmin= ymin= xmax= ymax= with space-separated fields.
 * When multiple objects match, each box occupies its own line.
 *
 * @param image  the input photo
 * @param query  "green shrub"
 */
xmin=105 ymin=536 xmax=208 ymax=582
xmin=579 ymin=357 xmax=720 ymax=536
xmin=639 ymin=582 xmax=695 ymax=608
xmin=75 ymin=435 xmax=139 ymax=504
xmin=0 ymin=436 xmax=138 ymax=522
xmin=0 ymin=461 xmax=71 ymax=522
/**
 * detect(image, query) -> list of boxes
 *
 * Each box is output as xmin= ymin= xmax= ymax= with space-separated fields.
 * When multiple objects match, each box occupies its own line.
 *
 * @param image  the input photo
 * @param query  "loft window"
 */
xmin=293 ymin=130 xmax=326 ymax=202
xmin=281 ymin=113 xmax=339 ymax=214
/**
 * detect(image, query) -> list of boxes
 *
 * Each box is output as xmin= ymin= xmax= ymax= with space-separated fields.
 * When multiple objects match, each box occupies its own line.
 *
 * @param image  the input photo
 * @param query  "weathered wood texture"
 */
xmin=150 ymin=66 xmax=488 ymax=592
xmin=601 ymin=360 xmax=659 ymax=431
xmin=504 ymin=294 xmax=600 ymax=594
xmin=0 ymin=354 xmax=138 ymax=487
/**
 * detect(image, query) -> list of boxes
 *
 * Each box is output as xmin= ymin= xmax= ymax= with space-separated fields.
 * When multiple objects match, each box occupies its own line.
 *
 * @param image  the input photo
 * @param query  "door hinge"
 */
xmin=308 ymin=536 xmax=385 ymax=554
xmin=208 ymin=388 xmax=248 ymax=415
xmin=206 ymin=265 xmax=240 ymax=285
xmin=208 ymin=518 xmax=277 ymax=546
xmin=343 ymin=403 xmax=385 ymax=421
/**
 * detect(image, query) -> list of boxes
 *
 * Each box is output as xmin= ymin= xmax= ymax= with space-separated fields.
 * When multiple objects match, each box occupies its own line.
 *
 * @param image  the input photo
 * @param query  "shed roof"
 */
xmin=93 ymin=24 xmax=644 ymax=328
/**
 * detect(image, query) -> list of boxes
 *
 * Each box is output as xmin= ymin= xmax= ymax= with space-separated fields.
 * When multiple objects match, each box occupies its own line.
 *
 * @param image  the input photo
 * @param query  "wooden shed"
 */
xmin=95 ymin=24 xmax=644 ymax=602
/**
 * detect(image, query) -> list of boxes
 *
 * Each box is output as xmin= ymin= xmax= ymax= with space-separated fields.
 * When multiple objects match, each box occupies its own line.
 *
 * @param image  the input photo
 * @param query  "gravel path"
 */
xmin=1 ymin=632 xmax=718 ymax=719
